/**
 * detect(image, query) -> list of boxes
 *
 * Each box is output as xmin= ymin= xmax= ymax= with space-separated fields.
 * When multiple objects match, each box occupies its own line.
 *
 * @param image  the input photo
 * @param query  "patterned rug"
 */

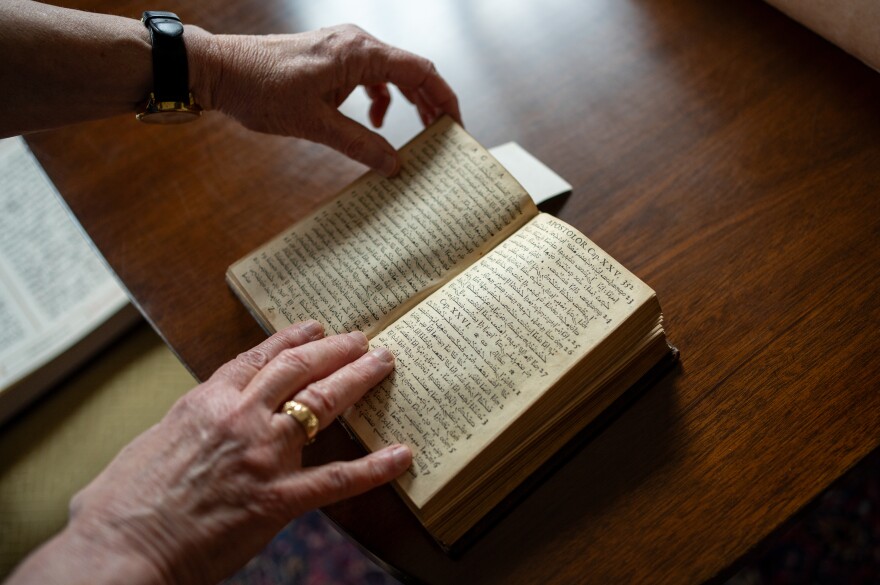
xmin=225 ymin=450 xmax=878 ymax=585
xmin=725 ymin=449 xmax=879 ymax=585
xmin=222 ymin=511 xmax=400 ymax=585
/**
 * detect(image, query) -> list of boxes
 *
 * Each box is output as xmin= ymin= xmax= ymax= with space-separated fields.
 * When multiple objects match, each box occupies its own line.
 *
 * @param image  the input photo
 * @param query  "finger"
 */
xmin=398 ymin=86 xmax=417 ymax=105
xmin=211 ymin=321 xmax=325 ymax=389
xmin=319 ymin=105 xmax=400 ymax=177
xmin=275 ymin=346 xmax=394 ymax=440
xmin=417 ymin=101 xmax=441 ymax=127
xmin=245 ymin=330 xmax=369 ymax=410
xmin=364 ymin=83 xmax=391 ymax=128
xmin=376 ymin=48 xmax=462 ymax=126
xmin=400 ymin=86 xmax=433 ymax=126
xmin=415 ymin=72 xmax=462 ymax=126
xmin=279 ymin=444 xmax=412 ymax=513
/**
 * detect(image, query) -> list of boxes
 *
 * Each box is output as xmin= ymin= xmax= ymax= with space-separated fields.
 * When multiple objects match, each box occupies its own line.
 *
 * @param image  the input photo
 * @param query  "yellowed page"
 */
xmin=766 ymin=0 xmax=880 ymax=73
xmin=342 ymin=213 xmax=655 ymax=508
xmin=227 ymin=117 xmax=537 ymax=336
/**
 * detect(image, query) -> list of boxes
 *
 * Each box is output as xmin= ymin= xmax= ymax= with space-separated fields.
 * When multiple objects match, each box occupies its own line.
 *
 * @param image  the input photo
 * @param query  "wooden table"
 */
xmin=27 ymin=0 xmax=880 ymax=582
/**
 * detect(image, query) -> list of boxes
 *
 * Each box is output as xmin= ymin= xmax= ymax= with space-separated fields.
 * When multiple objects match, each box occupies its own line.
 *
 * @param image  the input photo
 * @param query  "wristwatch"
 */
xmin=136 ymin=11 xmax=202 ymax=123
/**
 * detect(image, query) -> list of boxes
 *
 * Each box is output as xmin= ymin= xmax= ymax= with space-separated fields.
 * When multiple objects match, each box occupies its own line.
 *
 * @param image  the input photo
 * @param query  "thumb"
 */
xmin=320 ymin=107 xmax=400 ymax=177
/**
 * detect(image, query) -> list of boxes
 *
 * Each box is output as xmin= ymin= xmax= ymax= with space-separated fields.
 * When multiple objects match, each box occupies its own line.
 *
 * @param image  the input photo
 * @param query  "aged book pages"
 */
xmin=227 ymin=116 xmax=537 ymax=338
xmin=341 ymin=213 xmax=663 ymax=540
xmin=228 ymin=118 xmax=670 ymax=546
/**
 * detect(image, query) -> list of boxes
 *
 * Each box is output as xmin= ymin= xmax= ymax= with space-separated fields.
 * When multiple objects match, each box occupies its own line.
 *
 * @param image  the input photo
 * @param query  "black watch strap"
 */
xmin=142 ymin=11 xmax=190 ymax=103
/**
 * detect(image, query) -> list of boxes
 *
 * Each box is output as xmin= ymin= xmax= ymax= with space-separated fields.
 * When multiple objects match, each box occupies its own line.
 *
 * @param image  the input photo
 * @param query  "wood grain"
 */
xmin=26 ymin=0 xmax=880 ymax=582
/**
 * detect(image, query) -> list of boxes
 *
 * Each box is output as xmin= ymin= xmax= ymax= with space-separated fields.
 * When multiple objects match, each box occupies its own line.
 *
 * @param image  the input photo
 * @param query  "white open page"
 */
xmin=0 ymin=137 xmax=138 ymax=423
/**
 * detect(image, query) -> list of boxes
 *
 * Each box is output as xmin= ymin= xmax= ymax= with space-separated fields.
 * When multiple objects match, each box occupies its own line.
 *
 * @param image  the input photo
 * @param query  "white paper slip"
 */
xmin=488 ymin=142 xmax=572 ymax=205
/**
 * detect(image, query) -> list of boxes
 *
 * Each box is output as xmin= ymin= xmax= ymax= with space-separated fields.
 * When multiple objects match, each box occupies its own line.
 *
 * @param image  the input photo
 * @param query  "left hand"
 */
xmin=187 ymin=24 xmax=462 ymax=177
xmin=9 ymin=321 xmax=410 ymax=585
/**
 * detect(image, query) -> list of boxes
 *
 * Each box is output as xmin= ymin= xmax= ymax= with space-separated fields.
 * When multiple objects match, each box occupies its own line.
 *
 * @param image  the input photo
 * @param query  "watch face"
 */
xmin=136 ymin=109 xmax=201 ymax=125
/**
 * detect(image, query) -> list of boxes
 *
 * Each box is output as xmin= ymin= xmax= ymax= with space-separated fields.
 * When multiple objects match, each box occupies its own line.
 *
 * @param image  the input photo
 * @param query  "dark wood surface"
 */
xmin=27 ymin=0 xmax=880 ymax=582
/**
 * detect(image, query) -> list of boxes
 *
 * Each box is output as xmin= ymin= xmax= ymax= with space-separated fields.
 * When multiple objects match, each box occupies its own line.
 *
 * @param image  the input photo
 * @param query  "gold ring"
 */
xmin=281 ymin=400 xmax=319 ymax=444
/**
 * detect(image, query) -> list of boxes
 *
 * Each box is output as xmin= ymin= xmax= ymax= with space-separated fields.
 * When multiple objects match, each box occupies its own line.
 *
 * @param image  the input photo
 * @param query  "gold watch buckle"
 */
xmin=136 ymin=92 xmax=202 ymax=124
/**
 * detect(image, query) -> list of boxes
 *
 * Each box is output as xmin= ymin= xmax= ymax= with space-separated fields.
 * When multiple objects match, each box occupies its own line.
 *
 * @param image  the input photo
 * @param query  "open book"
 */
xmin=0 ymin=137 xmax=139 ymax=426
xmin=227 ymin=117 xmax=671 ymax=547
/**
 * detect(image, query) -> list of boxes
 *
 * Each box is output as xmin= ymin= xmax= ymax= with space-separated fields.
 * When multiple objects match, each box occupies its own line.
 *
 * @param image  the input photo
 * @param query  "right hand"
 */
xmin=189 ymin=24 xmax=462 ymax=177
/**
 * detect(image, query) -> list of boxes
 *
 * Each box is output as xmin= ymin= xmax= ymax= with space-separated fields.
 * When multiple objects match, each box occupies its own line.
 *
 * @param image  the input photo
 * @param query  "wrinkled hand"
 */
xmin=189 ymin=24 xmax=462 ymax=177
xmin=60 ymin=321 xmax=409 ymax=585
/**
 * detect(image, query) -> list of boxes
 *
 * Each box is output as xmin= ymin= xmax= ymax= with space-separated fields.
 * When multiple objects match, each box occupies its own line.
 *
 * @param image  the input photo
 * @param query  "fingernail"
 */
xmin=301 ymin=320 xmax=324 ymax=339
xmin=386 ymin=444 xmax=411 ymax=469
xmin=370 ymin=347 xmax=395 ymax=364
xmin=348 ymin=331 xmax=369 ymax=351
xmin=380 ymin=152 xmax=399 ymax=178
